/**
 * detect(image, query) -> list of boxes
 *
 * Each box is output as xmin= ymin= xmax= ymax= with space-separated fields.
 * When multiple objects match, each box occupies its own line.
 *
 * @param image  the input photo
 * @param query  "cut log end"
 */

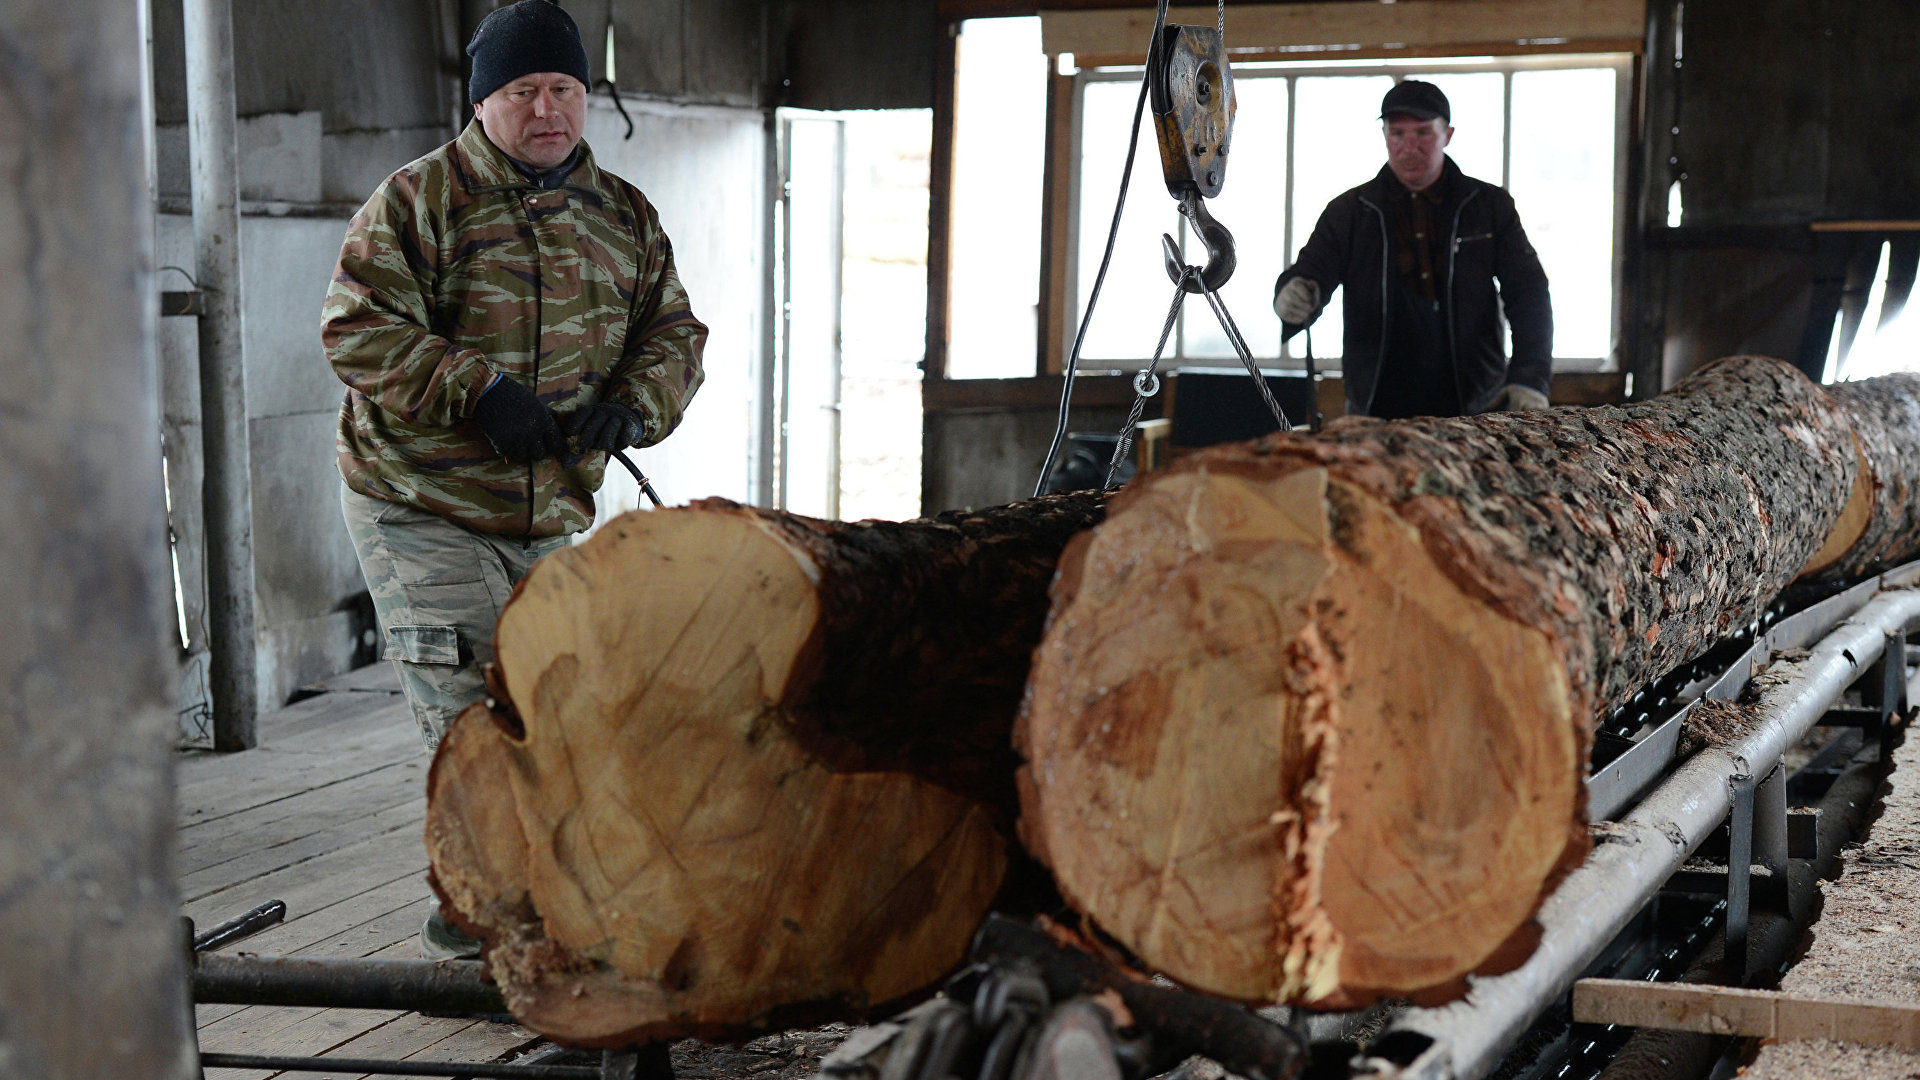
xmin=1019 ymin=465 xmax=1586 ymax=1006
xmin=428 ymin=507 xmax=1012 ymax=1043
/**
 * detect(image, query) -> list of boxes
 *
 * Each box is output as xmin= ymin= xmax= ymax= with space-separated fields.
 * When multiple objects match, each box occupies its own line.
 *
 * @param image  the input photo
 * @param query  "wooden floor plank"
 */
xmin=178 ymin=737 xmax=419 ymax=828
xmin=401 ymin=1018 xmax=544 ymax=1071
xmin=268 ymin=682 xmax=406 ymax=744
xmin=293 ymin=896 xmax=434 ymax=960
xmin=311 ymin=663 xmax=404 ymax=696
xmin=178 ymin=700 xmax=415 ymax=797
xmin=318 ymin=1014 xmax=483 ymax=1080
xmin=184 ymin=826 xmax=427 ymax=928
xmin=178 ymin=761 xmax=423 ymax=869
xmin=202 ymin=1006 xmax=413 ymax=1078
xmin=182 ymin=691 xmax=408 ymax=781
xmin=183 ymin=796 xmax=426 ymax=902
xmin=182 ymin=677 xmax=536 ymax=1079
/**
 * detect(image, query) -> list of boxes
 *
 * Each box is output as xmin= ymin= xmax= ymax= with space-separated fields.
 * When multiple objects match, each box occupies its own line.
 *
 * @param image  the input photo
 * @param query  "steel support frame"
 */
xmin=1357 ymin=583 xmax=1920 ymax=1080
xmin=182 ymin=0 xmax=259 ymax=750
xmin=188 ymin=953 xmax=668 ymax=1079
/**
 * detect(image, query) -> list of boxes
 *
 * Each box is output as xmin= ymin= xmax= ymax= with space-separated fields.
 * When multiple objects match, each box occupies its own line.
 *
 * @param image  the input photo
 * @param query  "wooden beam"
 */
xmin=1073 ymin=37 xmax=1642 ymax=68
xmin=925 ymin=26 xmax=961 ymax=381
xmin=925 ymin=373 xmax=1145 ymax=411
xmin=1812 ymin=220 xmax=1920 ymax=233
xmin=1042 ymin=1 xmax=1647 ymax=59
xmin=923 ymin=371 xmax=1627 ymax=414
xmin=1573 ymin=979 xmax=1920 ymax=1049
xmin=1039 ymin=68 xmax=1077 ymax=375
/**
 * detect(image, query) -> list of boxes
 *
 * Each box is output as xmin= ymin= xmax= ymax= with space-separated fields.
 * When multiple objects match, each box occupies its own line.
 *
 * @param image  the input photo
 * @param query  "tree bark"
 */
xmin=425 ymin=493 xmax=1105 ymax=1046
xmin=1017 ymin=356 xmax=1870 ymax=1010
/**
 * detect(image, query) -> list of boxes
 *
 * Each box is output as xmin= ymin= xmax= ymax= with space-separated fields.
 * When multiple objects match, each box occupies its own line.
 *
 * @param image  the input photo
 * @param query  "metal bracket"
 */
xmin=1726 ymin=771 xmax=1756 ymax=984
xmin=162 ymin=289 xmax=204 ymax=317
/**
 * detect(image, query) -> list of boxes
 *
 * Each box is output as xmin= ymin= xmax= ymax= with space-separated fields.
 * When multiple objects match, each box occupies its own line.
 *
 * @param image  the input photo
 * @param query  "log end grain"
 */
xmin=1017 ymin=465 xmax=1587 ymax=1007
xmin=425 ymin=506 xmax=1011 ymax=1044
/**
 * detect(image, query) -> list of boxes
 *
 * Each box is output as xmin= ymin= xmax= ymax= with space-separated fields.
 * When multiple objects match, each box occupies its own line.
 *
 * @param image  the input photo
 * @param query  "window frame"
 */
xmin=1057 ymin=51 xmax=1638 ymax=375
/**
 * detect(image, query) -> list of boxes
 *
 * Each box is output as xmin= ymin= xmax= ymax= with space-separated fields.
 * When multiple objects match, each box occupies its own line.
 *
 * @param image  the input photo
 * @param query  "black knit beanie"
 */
xmin=467 ymin=0 xmax=592 ymax=104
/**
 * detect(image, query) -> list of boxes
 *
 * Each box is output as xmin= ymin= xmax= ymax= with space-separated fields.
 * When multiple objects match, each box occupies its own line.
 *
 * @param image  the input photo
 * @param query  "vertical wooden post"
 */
xmin=1038 ymin=64 xmax=1077 ymax=376
xmin=920 ymin=22 xmax=961 ymax=516
xmin=184 ymin=0 xmax=259 ymax=749
xmin=0 ymin=2 xmax=197 ymax=1076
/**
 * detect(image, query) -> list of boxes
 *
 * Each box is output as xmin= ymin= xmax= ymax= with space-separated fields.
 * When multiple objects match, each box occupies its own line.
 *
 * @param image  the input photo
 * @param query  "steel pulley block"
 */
xmin=1148 ymin=24 xmax=1235 ymax=200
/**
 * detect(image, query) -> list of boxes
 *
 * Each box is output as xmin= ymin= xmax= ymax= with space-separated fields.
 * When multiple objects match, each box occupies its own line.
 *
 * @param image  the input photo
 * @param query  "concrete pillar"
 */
xmin=184 ymin=0 xmax=259 ymax=749
xmin=0 ymin=3 xmax=197 ymax=1078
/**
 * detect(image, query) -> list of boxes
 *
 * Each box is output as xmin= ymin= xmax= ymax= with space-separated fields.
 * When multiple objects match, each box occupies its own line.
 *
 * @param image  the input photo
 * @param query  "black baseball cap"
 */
xmin=1380 ymin=80 xmax=1450 ymax=124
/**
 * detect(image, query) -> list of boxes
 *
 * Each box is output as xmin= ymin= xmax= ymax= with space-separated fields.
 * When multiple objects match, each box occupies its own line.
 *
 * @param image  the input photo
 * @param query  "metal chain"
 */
xmin=1106 ymin=273 xmax=1194 ymax=487
xmin=1217 ymin=0 xmax=1225 ymax=40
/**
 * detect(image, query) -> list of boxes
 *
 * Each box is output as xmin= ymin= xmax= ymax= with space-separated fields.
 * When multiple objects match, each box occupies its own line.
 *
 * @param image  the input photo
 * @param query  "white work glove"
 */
xmin=1486 ymin=384 xmax=1551 ymax=412
xmin=1273 ymin=277 xmax=1322 ymax=326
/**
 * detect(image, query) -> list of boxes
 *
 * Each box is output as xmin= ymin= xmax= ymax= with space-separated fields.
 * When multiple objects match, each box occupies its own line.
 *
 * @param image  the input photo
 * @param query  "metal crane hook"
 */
xmin=1161 ymin=191 xmax=1236 ymax=294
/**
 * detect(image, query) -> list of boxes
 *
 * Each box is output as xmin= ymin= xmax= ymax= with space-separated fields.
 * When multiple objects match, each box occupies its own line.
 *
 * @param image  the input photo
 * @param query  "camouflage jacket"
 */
xmin=323 ymin=121 xmax=706 ymax=537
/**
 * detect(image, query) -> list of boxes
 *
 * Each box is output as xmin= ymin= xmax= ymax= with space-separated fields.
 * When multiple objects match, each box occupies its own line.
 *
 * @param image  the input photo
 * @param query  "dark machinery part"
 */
xmin=969 ymin=916 xmax=1306 ymax=1080
xmin=1148 ymin=18 xmax=1236 ymax=294
xmin=191 ymin=898 xmax=286 ymax=952
xmin=1149 ymin=23 xmax=1234 ymax=200
xmin=192 ymin=953 xmax=509 ymax=1015
xmin=189 ymin=951 xmax=665 ymax=1079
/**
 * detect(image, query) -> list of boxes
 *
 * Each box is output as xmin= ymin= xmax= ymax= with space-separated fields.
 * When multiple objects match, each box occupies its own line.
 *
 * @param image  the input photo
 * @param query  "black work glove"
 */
xmin=563 ymin=402 xmax=644 ymax=454
xmin=472 ymin=377 xmax=567 ymax=463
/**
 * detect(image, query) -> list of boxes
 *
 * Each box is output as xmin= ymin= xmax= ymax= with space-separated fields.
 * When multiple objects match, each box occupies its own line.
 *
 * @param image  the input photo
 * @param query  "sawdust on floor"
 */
xmin=1743 ymin=729 xmax=1920 ymax=1079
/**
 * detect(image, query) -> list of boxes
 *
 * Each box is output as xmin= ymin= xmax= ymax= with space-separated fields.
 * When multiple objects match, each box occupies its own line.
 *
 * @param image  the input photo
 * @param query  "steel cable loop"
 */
xmin=1105 ymin=272 xmax=1193 ymax=488
xmin=1200 ymin=285 xmax=1292 ymax=432
xmin=1035 ymin=0 xmax=1173 ymax=498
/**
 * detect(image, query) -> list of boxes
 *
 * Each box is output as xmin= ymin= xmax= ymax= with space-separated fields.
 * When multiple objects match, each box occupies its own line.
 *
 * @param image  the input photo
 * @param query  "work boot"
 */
xmin=420 ymin=901 xmax=484 ymax=961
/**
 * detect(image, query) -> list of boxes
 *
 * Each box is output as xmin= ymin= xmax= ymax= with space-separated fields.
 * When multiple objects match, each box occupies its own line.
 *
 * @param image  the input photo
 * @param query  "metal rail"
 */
xmin=197 ymin=1052 xmax=600 ymax=1079
xmin=1355 ymin=579 xmax=1920 ymax=1080
xmin=192 ymin=953 xmax=509 ymax=1015
xmin=189 ymin=953 xmax=660 ymax=1078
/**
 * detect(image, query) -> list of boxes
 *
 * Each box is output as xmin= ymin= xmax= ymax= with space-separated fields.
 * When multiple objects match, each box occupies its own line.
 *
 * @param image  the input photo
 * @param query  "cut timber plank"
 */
xmin=1572 ymin=979 xmax=1920 ymax=1048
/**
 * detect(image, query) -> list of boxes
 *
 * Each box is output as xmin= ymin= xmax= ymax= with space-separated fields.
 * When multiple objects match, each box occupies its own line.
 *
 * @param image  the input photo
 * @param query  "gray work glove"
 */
xmin=1485 ymin=384 xmax=1551 ymax=412
xmin=1273 ymin=277 xmax=1322 ymax=326
xmin=564 ymin=402 xmax=644 ymax=454
xmin=472 ymin=377 xmax=568 ymax=462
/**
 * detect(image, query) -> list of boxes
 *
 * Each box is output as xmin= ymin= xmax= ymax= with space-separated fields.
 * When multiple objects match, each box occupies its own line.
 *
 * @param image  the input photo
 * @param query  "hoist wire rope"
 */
xmin=1038 ymin=0 xmax=1262 ymax=496
xmin=1033 ymin=0 xmax=1173 ymax=498
xmin=1104 ymin=272 xmax=1193 ymax=488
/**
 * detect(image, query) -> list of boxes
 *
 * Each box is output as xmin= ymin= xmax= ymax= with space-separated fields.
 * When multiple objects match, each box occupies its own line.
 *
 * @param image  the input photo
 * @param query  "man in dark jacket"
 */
xmin=1273 ymin=80 xmax=1552 ymax=419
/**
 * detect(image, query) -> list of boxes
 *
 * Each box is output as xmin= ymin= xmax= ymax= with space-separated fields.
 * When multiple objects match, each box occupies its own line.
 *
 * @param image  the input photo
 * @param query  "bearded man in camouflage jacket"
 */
xmin=324 ymin=4 xmax=703 ymax=778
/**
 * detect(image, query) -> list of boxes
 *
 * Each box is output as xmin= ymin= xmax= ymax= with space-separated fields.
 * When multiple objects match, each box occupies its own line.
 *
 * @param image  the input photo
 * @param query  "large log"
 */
xmin=1016 ymin=356 xmax=1887 ymax=1010
xmin=425 ymin=493 xmax=1104 ymax=1046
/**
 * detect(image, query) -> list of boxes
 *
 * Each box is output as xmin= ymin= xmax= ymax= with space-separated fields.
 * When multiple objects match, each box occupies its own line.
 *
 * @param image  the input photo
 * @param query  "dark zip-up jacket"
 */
xmin=1276 ymin=158 xmax=1552 ymax=417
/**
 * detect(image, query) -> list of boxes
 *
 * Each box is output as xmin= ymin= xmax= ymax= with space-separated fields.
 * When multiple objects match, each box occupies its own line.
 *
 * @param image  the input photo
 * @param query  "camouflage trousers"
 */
xmin=340 ymin=484 xmax=569 ymax=754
